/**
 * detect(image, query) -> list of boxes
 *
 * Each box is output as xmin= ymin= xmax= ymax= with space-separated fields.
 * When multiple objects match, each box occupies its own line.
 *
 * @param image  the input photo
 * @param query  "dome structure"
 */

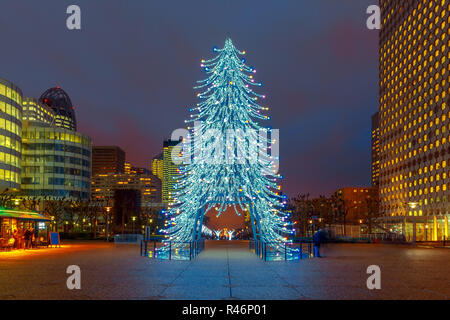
xmin=39 ymin=86 xmax=77 ymax=131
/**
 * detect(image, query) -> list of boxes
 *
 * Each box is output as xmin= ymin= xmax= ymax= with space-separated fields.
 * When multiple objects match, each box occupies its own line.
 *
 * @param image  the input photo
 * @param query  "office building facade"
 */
xmin=125 ymin=162 xmax=151 ymax=175
xmin=151 ymin=153 xmax=163 ymax=181
xmin=371 ymin=112 xmax=380 ymax=187
xmin=162 ymin=140 xmax=182 ymax=204
xmin=0 ymin=77 xmax=92 ymax=201
xmin=21 ymin=120 xmax=92 ymax=200
xmin=92 ymin=146 xmax=125 ymax=175
xmin=379 ymin=0 xmax=449 ymax=240
xmin=22 ymin=97 xmax=55 ymax=125
xmin=0 ymin=78 xmax=22 ymax=192
xmin=333 ymin=187 xmax=379 ymax=225
xmin=91 ymin=173 xmax=162 ymax=208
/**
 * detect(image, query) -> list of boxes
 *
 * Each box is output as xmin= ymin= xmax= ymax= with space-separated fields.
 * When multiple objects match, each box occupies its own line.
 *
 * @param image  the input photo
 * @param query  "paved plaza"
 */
xmin=0 ymin=240 xmax=448 ymax=299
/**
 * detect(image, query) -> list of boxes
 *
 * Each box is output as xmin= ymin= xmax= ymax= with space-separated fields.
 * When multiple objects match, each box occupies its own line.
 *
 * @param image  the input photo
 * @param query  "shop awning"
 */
xmin=0 ymin=208 xmax=51 ymax=222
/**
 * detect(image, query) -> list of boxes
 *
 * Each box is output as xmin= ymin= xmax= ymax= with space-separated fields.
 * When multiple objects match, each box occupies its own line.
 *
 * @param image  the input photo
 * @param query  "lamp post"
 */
xmin=105 ymin=207 xmax=111 ymax=241
xmin=132 ymin=216 xmax=136 ymax=234
xmin=408 ymin=202 xmax=418 ymax=248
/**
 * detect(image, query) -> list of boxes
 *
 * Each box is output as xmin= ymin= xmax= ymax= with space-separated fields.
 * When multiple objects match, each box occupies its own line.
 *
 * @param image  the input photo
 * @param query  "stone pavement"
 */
xmin=0 ymin=240 xmax=448 ymax=299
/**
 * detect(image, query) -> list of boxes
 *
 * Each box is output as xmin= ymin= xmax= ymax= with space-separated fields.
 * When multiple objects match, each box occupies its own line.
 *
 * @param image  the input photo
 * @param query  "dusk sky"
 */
xmin=0 ymin=0 xmax=379 ymax=198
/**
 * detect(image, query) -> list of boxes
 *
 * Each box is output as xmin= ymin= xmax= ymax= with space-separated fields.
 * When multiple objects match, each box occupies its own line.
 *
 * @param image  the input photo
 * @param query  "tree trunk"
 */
xmin=93 ymin=218 xmax=97 ymax=239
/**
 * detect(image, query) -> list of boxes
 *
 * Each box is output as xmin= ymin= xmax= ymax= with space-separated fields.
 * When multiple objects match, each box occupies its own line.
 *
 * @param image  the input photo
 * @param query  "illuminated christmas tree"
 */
xmin=161 ymin=38 xmax=294 ymax=254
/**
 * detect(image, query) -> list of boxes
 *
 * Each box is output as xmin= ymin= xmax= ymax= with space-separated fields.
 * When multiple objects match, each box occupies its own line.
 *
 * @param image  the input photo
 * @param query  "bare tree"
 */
xmin=0 ymin=189 xmax=14 ymax=208
xmin=43 ymin=197 xmax=68 ymax=231
xmin=330 ymin=194 xmax=347 ymax=235
xmin=20 ymin=197 xmax=39 ymax=212
xmin=291 ymin=193 xmax=314 ymax=237
xmin=98 ymin=196 xmax=113 ymax=241
xmin=364 ymin=195 xmax=380 ymax=234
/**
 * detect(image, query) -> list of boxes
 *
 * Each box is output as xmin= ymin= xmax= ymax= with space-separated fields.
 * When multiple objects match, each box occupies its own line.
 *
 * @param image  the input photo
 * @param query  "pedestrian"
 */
xmin=30 ymin=227 xmax=35 ymax=248
xmin=18 ymin=228 xmax=25 ymax=249
xmin=313 ymin=230 xmax=321 ymax=257
xmin=24 ymin=228 xmax=31 ymax=249
xmin=313 ymin=229 xmax=328 ymax=258
xmin=12 ymin=229 xmax=19 ymax=249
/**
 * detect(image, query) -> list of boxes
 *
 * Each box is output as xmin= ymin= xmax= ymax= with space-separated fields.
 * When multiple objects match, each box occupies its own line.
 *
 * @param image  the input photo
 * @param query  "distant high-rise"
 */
xmin=162 ymin=139 xmax=182 ymax=204
xmin=39 ymin=86 xmax=77 ymax=131
xmin=371 ymin=112 xmax=380 ymax=187
xmin=125 ymin=161 xmax=151 ymax=175
xmin=151 ymin=153 xmax=163 ymax=181
xmin=91 ymin=172 xmax=162 ymax=208
xmin=92 ymin=146 xmax=125 ymax=175
xmin=379 ymin=0 xmax=449 ymax=241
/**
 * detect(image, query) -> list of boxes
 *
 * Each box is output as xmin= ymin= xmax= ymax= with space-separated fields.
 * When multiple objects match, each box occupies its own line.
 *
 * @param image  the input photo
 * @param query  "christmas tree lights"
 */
xmin=161 ymin=38 xmax=294 ymax=255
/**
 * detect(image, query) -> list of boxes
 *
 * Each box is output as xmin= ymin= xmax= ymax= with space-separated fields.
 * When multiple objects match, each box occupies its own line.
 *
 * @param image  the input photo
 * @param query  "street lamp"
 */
xmin=105 ymin=206 xmax=111 ymax=241
xmin=408 ymin=201 xmax=419 ymax=247
xmin=132 ymin=216 xmax=136 ymax=234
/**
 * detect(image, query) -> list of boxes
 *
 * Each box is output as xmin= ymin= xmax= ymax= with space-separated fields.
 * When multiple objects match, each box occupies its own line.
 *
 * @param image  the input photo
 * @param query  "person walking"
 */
xmin=313 ymin=229 xmax=329 ymax=258
xmin=313 ymin=230 xmax=321 ymax=257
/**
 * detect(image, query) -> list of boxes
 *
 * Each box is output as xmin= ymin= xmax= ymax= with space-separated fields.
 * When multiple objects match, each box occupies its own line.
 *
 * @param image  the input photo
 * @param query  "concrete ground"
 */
xmin=0 ymin=240 xmax=448 ymax=300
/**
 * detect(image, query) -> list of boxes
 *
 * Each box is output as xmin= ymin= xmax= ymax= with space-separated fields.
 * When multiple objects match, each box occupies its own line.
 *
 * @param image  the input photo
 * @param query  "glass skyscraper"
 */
xmin=0 ymin=76 xmax=92 ymax=201
xmin=0 ymin=78 xmax=22 ymax=191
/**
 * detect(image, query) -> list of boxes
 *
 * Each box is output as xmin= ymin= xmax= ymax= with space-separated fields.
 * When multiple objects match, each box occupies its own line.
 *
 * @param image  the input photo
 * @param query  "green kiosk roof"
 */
xmin=0 ymin=208 xmax=51 ymax=222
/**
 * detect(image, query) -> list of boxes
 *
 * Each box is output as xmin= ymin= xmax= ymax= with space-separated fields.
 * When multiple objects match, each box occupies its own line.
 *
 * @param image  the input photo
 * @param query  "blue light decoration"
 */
xmin=159 ymin=38 xmax=297 ymax=260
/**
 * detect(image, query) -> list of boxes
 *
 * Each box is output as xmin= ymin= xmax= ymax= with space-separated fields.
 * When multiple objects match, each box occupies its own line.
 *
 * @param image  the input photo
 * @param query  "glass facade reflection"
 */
xmin=21 ymin=121 xmax=91 ymax=200
xmin=0 ymin=78 xmax=22 ymax=191
xmin=39 ymin=86 xmax=77 ymax=131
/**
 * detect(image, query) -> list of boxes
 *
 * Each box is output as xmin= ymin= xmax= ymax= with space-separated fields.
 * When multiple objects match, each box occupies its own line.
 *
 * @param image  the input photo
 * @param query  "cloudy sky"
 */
xmin=0 ymin=0 xmax=379 ymax=197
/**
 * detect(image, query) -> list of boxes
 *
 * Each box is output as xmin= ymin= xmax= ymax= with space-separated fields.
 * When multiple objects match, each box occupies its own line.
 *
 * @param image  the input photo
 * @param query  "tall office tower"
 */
xmin=379 ymin=0 xmax=449 ymax=241
xmin=162 ymin=139 xmax=182 ymax=204
xmin=92 ymin=146 xmax=125 ymax=175
xmin=151 ymin=153 xmax=163 ymax=180
xmin=39 ymin=86 xmax=77 ymax=131
xmin=371 ymin=112 xmax=380 ymax=187
xmin=0 ymin=78 xmax=22 ymax=192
